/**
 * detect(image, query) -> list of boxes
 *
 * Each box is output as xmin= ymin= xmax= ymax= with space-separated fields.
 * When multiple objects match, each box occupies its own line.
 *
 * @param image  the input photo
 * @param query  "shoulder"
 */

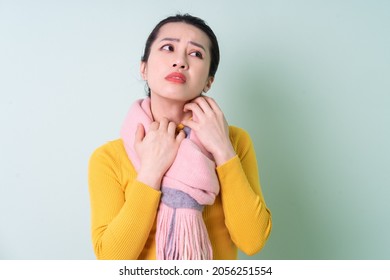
xmin=89 ymin=139 xmax=134 ymax=184
xmin=228 ymin=125 xmax=252 ymax=145
xmin=89 ymin=139 xmax=128 ymax=168
xmin=91 ymin=139 xmax=125 ymax=157
xmin=229 ymin=125 xmax=249 ymax=137
xmin=228 ymin=125 xmax=255 ymax=158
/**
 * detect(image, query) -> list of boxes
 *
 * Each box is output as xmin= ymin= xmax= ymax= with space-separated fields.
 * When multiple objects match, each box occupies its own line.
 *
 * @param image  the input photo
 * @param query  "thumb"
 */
xmin=135 ymin=123 xmax=145 ymax=144
xmin=176 ymin=130 xmax=186 ymax=143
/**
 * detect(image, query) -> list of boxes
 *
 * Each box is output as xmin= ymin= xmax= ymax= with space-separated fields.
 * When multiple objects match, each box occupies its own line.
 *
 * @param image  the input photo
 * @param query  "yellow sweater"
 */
xmin=88 ymin=126 xmax=272 ymax=259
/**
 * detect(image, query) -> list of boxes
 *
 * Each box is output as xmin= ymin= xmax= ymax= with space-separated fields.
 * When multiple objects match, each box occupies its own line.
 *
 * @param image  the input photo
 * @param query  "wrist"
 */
xmin=136 ymin=168 xmax=164 ymax=190
xmin=213 ymin=144 xmax=236 ymax=166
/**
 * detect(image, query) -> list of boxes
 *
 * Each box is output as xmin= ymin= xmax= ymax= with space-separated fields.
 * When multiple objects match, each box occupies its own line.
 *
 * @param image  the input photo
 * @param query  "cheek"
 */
xmin=197 ymin=58 xmax=211 ymax=78
xmin=144 ymin=59 xmax=164 ymax=80
xmin=195 ymin=65 xmax=211 ymax=85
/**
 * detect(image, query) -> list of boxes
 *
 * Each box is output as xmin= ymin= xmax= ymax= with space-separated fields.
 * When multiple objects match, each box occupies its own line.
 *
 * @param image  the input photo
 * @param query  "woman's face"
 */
xmin=141 ymin=22 xmax=214 ymax=102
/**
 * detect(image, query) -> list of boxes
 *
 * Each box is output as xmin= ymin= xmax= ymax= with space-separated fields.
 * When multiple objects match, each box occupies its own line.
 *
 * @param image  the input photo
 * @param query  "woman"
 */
xmin=88 ymin=14 xmax=272 ymax=260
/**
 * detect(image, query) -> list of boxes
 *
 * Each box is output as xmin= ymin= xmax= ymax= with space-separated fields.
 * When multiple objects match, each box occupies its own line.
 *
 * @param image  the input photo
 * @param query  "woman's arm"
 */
xmin=217 ymin=127 xmax=272 ymax=255
xmin=182 ymin=97 xmax=271 ymax=255
xmin=88 ymin=142 xmax=161 ymax=259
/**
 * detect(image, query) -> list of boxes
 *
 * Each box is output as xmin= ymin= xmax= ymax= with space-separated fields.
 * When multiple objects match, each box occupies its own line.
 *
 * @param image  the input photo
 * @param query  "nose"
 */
xmin=172 ymin=63 xmax=187 ymax=69
xmin=172 ymin=55 xmax=188 ymax=70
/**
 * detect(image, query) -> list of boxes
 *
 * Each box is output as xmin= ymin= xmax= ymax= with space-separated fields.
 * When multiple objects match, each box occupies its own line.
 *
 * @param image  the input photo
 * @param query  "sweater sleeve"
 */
xmin=216 ymin=127 xmax=272 ymax=255
xmin=88 ymin=141 xmax=161 ymax=259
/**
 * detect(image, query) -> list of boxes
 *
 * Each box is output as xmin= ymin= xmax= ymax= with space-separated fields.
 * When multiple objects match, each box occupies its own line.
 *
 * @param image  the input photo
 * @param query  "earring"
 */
xmin=144 ymin=81 xmax=151 ymax=95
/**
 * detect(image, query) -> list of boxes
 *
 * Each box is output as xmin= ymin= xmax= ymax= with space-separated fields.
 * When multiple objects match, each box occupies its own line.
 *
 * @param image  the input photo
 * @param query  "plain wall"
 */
xmin=0 ymin=0 xmax=389 ymax=259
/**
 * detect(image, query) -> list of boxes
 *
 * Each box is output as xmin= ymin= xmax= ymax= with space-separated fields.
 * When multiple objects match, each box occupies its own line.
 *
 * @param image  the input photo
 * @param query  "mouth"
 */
xmin=165 ymin=72 xmax=186 ymax=84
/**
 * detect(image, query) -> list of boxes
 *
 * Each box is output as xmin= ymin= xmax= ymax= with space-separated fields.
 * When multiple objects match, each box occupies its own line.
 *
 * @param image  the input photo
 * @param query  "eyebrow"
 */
xmin=159 ymin=37 xmax=206 ymax=51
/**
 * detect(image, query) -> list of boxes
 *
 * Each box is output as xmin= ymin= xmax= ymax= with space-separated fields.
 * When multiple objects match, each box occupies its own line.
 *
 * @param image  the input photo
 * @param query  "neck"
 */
xmin=149 ymin=95 xmax=192 ymax=125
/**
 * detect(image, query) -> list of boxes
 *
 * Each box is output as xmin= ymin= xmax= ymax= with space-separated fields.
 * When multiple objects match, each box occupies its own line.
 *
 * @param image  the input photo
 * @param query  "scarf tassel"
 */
xmin=156 ymin=203 xmax=212 ymax=260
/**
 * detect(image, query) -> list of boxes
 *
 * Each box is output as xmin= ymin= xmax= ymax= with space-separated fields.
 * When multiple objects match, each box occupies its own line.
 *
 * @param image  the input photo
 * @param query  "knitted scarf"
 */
xmin=120 ymin=98 xmax=220 ymax=260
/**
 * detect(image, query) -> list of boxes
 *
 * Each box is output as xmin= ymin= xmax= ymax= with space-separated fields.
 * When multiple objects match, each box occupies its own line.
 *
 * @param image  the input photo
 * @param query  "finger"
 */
xmin=176 ymin=130 xmax=186 ymax=142
xmin=158 ymin=117 xmax=169 ymax=130
xmin=192 ymin=97 xmax=214 ymax=115
xmin=203 ymin=96 xmax=222 ymax=113
xmin=167 ymin=121 xmax=177 ymax=135
xmin=149 ymin=121 xmax=159 ymax=130
xmin=183 ymin=102 xmax=205 ymax=120
xmin=135 ymin=123 xmax=145 ymax=144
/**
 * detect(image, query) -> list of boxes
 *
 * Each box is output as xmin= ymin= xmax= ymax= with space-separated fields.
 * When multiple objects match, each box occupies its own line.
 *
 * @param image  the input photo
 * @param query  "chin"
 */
xmin=151 ymin=90 xmax=199 ymax=102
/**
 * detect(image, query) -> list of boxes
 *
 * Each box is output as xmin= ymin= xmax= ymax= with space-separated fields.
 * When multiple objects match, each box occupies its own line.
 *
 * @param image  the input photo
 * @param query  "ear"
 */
xmin=140 ymin=61 xmax=147 ymax=80
xmin=203 ymin=76 xmax=214 ymax=93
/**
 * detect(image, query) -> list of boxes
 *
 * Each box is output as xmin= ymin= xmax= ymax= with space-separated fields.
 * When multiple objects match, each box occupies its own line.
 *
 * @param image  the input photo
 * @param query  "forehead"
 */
xmin=156 ymin=22 xmax=211 ymax=49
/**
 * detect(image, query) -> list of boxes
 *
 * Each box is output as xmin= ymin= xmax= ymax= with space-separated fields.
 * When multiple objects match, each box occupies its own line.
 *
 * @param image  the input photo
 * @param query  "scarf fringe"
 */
xmin=156 ymin=203 xmax=212 ymax=260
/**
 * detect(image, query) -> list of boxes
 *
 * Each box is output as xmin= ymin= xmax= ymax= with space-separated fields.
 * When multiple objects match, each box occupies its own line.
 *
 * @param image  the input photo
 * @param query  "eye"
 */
xmin=161 ymin=44 xmax=174 ymax=51
xmin=189 ymin=50 xmax=203 ymax=59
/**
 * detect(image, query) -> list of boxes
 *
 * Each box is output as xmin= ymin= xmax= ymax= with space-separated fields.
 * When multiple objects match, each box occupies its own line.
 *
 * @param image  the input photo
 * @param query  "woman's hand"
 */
xmin=182 ymin=96 xmax=236 ymax=166
xmin=134 ymin=118 xmax=185 ymax=190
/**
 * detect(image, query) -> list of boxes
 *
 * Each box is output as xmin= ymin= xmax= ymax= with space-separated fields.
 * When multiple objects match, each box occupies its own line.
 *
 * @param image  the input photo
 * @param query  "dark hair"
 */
xmin=141 ymin=13 xmax=220 ymax=78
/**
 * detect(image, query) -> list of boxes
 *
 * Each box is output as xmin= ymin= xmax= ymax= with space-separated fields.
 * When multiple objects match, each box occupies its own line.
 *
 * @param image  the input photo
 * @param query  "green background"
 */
xmin=0 ymin=0 xmax=389 ymax=259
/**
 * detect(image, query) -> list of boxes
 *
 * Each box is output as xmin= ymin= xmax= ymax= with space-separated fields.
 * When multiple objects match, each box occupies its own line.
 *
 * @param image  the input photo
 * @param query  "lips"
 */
xmin=165 ymin=72 xmax=186 ymax=84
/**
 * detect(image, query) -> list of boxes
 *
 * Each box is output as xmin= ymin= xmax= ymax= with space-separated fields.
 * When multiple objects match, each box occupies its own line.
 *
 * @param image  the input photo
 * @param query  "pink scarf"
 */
xmin=120 ymin=98 xmax=220 ymax=259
